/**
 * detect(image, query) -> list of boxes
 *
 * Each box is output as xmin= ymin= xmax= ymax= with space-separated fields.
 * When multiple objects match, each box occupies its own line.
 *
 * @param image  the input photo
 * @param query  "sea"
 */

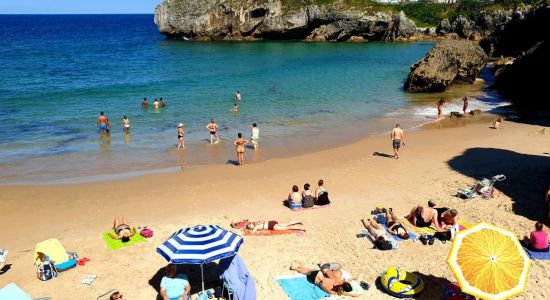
xmin=0 ymin=14 xmax=511 ymax=184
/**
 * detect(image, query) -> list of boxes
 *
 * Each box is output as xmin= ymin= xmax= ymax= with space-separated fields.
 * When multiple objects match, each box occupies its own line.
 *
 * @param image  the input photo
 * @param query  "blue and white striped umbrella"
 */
xmin=157 ymin=225 xmax=243 ymax=264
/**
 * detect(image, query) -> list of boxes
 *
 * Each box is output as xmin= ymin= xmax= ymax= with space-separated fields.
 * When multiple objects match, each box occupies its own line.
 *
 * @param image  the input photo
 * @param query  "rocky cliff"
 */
xmin=404 ymin=38 xmax=488 ymax=93
xmin=154 ymin=0 xmax=418 ymax=41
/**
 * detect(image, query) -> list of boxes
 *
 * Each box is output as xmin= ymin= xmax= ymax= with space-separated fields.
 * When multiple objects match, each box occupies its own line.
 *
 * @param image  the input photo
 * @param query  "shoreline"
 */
xmin=1 ymin=114 xmax=549 ymax=299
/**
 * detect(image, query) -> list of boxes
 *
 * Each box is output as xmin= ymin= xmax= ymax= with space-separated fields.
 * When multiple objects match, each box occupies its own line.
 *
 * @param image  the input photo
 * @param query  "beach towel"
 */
xmin=218 ymin=254 xmax=257 ymax=300
xmin=363 ymin=229 xmax=398 ymax=250
xmin=102 ymin=231 xmax=146 ymax=250
xmin=0 ymin=283 xmax=33 ymax=300
xmin=291 ymin=204 xmax=330 ymax=211
xmin=373 ymin=214 xmax=417 ymax=241
xmin=523 ymin=244 xmax=550 ymax=260
xmin=244 ymin=229 xmax=303 ymax=236
xmin=276 ymin=275 xmax=329 ymax=300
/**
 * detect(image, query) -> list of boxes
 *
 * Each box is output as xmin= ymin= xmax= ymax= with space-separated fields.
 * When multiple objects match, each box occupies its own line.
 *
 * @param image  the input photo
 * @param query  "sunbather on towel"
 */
xmin=361 ymin=218 xmax=397 ymax=250
xmin=290 ymin=263 xmax=360 ymax=297
xmin=231 ymin=220 xmax=304 ymax=233
xmin=384 ymin=210 xmax=410 ymax=240
xmin=107 ymin=217 xmax=136 ymax=243
xmin=406 ymin=205 xmax=443 ymax=230
xmin=435 ymin=207 xmax=459 ymax=229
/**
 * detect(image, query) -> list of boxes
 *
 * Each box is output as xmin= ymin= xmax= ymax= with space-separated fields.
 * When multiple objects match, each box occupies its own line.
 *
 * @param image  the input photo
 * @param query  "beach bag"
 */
xmin=375 ymin=240 xmax=393 ymax=251
xmin=36 ymin=261 xmax=58 ymax=281
xmin=302 ymin=195 xmax=314 ymax=208
xmin=140 ymin=228 xmax=153 ymax=238
xmin=434 ymin=231 xmax=452 ymax=242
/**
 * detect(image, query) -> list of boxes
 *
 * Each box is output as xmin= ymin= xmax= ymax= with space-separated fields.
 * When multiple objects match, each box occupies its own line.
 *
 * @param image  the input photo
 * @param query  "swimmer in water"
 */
xmin=153 ymin=99 xmax=160 ymax=109
xmin=235 ymin=91 xmax=241 ymax=101
xmin=122 ymin=115 xmax=130 ymax=133
xmin=233 ymin=103 xmax=239 ymax=112
xmin=142 ymin=98 xmax=148 ymax=107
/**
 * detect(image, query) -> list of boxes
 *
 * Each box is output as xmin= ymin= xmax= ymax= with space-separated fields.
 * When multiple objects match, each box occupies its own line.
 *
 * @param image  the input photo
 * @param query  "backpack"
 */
xmin=375 ymin=240 xmax=393 ymax=250
xmin=435 ymin=231 xmax=452 ymax=242
xmin=36 ymin=261 xmax=58 ymax=281
xmin=140 ymin=228 xmax=153 ymax=238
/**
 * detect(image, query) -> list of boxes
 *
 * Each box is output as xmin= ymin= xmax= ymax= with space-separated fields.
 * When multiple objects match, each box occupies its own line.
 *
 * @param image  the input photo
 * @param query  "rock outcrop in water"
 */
xmin=154 ymin=0 xmax=418 ymax=41
xmin=404 ymin=38 xmax=488 ymax=93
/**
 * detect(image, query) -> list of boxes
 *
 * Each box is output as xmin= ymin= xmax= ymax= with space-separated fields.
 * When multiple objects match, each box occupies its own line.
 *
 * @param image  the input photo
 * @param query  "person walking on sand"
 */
xmin=97 ymin=112 xmax=110 ymax=136
xmin=235 ymin=91 xmax=241 ymax=101
xmin=177 ymin=123 xmax=185 ymax=149
xmin=234 ymin=133 xmax=248 ymax=166
xmin=462 ymin=96 xmax=469 ymax=115
xmin=251 ymin=123 xmax=259 ymax=150
xmin=390 ymin=123 xmax=405 ymax=159
xmin=122 ymin=115 xmax=130 ymax=133
xmin=142 ymin=98 xmax=148 ymax=107
xmin=437 ymin=98 xmax=446 ymax=119
xmin=206 ymin=119 xmax=219 ymax=144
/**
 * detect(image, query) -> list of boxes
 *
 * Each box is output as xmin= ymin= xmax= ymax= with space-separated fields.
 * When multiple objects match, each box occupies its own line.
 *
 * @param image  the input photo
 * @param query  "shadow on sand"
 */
xmin=226 ymin=159 xmax=239 ymax=166
xmin=373 ymin=152 xmax=395 ymax=159
xmin=447 ymin=147 xmax=550 ymax=221
xmin=149 ymin=263 xmax=222 ymax=299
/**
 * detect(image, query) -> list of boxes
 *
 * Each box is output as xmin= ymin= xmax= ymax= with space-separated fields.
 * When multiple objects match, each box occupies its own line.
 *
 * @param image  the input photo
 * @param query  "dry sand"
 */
xmin=1 ymin=116 xmax=550 ymax=299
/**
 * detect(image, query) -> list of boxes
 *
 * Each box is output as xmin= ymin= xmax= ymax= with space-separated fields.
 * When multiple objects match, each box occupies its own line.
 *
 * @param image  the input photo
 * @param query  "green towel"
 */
xmin=102 ymin=230 xmax=146 ymax=250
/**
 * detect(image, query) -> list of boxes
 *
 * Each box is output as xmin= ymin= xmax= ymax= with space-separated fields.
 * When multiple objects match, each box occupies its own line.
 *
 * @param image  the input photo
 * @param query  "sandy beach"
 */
xmin=1 ymin=115 xmax=550 ymax=299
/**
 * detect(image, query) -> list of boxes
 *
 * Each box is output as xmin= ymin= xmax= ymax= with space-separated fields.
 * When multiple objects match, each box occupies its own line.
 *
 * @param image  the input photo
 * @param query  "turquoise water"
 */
xmin=0 ymin=15 xmax=505 ymax=184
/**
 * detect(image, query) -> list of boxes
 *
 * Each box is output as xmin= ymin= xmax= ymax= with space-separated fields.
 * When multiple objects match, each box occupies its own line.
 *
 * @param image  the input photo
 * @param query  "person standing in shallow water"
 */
xmin=251 ymin=123 xmax=259 ymax=150
xmin=437 ymin=98 xmax=446 ymax=119
xmin=97 ymin=112 xmax=110 ymax=136
xmin=177 ymin=123 xmax=185 ymax=149
xmin=122 ymin=115 xmax=130 ymax=133
xmin=234 ymin=133 xmax=248 ymax=166
xmin=206 ymin=119 xmax=219 ymax=144
xmin=391 ymin=123 xmax=405 ymax=159
xmin=462 ymin=96 xmax=469 ymax=115
xmin=141 ymin=98 xmax=148 ymax=107
xmin=235 ymin=91 xmax=241 ymax=101
xmin=233 ymin=103 xmax=239 ymax=112
xmin=160 ymin=97 xmax=166 ymax=107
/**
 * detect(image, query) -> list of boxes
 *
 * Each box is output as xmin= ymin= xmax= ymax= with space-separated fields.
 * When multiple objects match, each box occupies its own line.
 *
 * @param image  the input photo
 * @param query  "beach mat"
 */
xmin=244 ymin=229 xmax=303 ymax=236
xmin=276 ymin=275 xmax=329 ymax=300
xmin=372 ymin=214 xmax=417 ymax=241
xmin=291 ymin=204 xmax=330 ymax=211
xmin=102 ymin=231 xmax=146 ymax=250
xmin=523 ymin=244 xmax=550 ymax=260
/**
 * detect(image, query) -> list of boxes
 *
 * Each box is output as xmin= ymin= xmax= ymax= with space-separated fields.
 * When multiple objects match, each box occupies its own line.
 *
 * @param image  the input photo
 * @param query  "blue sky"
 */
xmin=0 ymin=0 xmax=163 ymax=14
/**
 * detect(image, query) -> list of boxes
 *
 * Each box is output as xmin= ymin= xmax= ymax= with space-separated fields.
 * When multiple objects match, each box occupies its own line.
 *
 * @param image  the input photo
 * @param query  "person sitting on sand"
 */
xmin=406 ymin=205 xmax=443 ymax=230
xmin=435 ymin=207 xmax=459 ymax=229
xmin=384 ymin=210 xmax=410 ymax=240
xmin=523 ymin=221 xmax=549 ymax=252
xmin=302 ymin=183 xmax=315 ymax=208
xmin=231 ymin=220 xmax=304 ymax=233
xmin=492 ymin=118 xmax=503 ymax=129
xmin=160 ymin=263 xmax=191 ymax=300
xmin=107 ymin=217 xmax=136 ymax=243
xmin=361 ymin=218 xmax=397 ymax=250
xmin=290 ymin=263 xmax=359 ymax=297
xmin=288 ymin=185 xmax=302 ymax=210
xmin=314 ymin=179 xmax=331 ymax=206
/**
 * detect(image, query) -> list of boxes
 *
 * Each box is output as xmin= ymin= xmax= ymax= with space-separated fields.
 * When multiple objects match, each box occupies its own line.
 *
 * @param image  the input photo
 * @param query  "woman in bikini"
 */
xmin=231 ymin=220 xmax=304 ymax=233
xmin=233 ymin=133 xmax=248 ymax=166
xmin=384 ymin=210 xmax=410 ymax=240
xmin=177 ymin=123 xmax=185 ymax=149
xmin=437 ymin=98 xmax=446 ymax=119
xmin=108 ymin=217 xmax=136 ymax=243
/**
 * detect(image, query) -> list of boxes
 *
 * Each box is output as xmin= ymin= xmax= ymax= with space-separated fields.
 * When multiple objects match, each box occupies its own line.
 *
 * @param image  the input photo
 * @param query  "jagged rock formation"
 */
xmin=404 ymin=38 xmax=488 ymax=93
xmin=154 ymin=0 xmax=418 ymax=41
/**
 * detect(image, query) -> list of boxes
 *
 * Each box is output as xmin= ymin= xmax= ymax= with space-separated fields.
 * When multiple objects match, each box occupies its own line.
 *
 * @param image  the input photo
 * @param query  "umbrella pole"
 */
xmin=201 ymin=264 xmax=205 ymax=293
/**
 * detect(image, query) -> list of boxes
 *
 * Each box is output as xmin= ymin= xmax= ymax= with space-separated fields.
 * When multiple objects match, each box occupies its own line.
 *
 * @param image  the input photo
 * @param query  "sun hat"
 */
xmin=178 ymin=123 xmax=183 ymax=127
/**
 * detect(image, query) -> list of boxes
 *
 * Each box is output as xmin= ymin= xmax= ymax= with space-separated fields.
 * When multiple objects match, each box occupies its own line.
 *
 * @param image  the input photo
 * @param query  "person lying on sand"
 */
xmin=290 ymin=263 xmax=360 ymax=297
xmin=384 ymin=210 xmax=410 ymax=240
xmin=231 ymin=220 xmax=304 ymax=234
xmin=435 ymin=207 xmax=459 ymax=229
xmin=107 ymin=217 xmax=136 ymax=243
xmin=361 ymin=218 xmax=397 ymax=250
xmin=406 ymin=205 xmax=443 ymax=230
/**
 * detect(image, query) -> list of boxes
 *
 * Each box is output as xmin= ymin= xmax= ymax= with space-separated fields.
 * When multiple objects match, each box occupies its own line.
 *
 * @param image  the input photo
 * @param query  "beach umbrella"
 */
xmin=157 ymin=225 xmax=244 ymax=292
xmin=447 ymin=222 xmax=530 ymax=300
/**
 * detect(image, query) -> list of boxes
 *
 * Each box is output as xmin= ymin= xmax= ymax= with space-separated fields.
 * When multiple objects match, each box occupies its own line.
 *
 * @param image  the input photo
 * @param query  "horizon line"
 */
xmin=0 ymin=13 xmax=155 ymax=15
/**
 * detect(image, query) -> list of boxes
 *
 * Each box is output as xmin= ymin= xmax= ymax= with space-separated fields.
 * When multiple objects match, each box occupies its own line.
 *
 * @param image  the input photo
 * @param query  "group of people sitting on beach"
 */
xmin=287 ymin=180 xmax=330 ymax=210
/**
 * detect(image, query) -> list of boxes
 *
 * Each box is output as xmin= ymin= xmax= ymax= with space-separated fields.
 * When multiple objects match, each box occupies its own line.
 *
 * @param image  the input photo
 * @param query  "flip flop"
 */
xmin=80 ymin=257 xmax=90 ymax=263
xmin=77 ymin=259 xmax=86 ymax=266
xmin=360 ymin=281 xmax=370 ymax=290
